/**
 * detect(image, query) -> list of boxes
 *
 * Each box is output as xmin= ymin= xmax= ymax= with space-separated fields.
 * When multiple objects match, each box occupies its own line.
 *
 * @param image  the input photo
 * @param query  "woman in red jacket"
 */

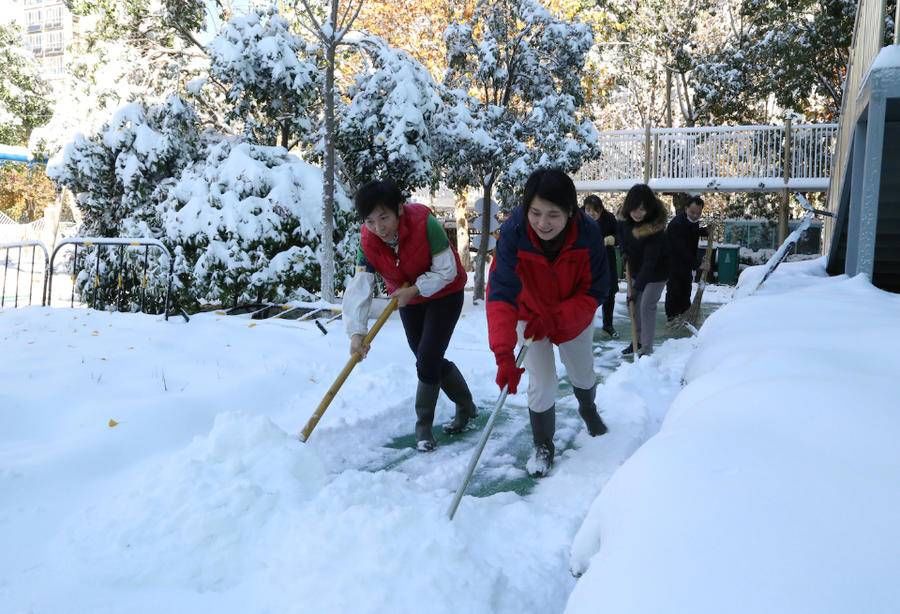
xmin=343 ymin=180 xmax=476 ymax=452
xmin=487 ymin=168 xmax=611 ymax=477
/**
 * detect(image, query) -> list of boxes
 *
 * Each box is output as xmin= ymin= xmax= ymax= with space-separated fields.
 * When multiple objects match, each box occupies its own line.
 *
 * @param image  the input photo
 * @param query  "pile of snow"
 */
xmin=567 ymin=260 xmax=900 ymax=613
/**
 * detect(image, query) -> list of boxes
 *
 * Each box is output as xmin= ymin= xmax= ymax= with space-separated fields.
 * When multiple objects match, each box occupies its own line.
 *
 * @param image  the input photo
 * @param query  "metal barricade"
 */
xmin=0 ymin=240 xmax=50 ymax=308
xmin=47 ymin=237 xmax=186 ymax=321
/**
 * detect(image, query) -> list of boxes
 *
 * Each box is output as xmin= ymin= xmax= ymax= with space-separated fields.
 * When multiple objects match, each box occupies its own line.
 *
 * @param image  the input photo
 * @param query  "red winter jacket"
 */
xmin=360 ymin=203 xmax=466 ymax=305
xmin=487 ymin=207 xmax=610 ymax=357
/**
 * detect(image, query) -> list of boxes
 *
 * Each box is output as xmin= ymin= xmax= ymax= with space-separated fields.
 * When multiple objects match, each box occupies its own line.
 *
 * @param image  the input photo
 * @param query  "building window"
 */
xmin=45 ymin=30 xmax=63 ymax=54
xmin=43 ymin=55 xmax=65 ymax=76
xmin=26 ymin=9 xmax=42 ymax=31
xmin=44 ymin=5 xmax=63 ymax=29
xmin=28 ymin=33 xmax=43 ymax=56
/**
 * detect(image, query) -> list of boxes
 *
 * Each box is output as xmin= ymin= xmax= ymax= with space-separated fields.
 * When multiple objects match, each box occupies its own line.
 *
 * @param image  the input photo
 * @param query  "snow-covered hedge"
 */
xmin=161 ymin=140 xmax=356 ymax=306
xmin=47 ymin=96 xmax=201 ymax=311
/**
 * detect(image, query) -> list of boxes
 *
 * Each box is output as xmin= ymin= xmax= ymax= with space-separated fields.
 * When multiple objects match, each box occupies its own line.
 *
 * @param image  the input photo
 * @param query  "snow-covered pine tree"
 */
xmin=47 ymin=96 xmax=201 ymax=312
xmin=688 ymin=0 xmax=886 ymax=123
xmin=335 ymin=35 xmax=443 ymax=196
xmin=208 ymin=7 xmax=323 ymax=149
xmin=0 ymin=23 xmax=52 ymax=146
xmin=437 ymin=0 xmax=598 ymax=300
xmin=160 ymin=140 xmax=356 ymax=308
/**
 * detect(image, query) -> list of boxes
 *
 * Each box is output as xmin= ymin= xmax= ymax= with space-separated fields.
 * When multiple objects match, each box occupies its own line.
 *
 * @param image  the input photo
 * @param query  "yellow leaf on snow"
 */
xmin=108 ymin=419 xmax=119 ymax=428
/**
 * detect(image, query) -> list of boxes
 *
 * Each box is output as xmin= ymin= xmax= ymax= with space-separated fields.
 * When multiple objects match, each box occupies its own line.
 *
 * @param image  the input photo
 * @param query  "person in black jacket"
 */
xmin=583 ymin=194 xmax=619 ymax=338
xmin=665 ymin=196 xmax=707 ymax=320
xmin=618 ymin=184 xmax=669 ymax=356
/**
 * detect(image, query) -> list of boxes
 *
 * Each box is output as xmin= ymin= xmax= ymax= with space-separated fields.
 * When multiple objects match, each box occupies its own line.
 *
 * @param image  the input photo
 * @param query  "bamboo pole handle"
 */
xmin=298 ymin=294 xmax=401 ymax=442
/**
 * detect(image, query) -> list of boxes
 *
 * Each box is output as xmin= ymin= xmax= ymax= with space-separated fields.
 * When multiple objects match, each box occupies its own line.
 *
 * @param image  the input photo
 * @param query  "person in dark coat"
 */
xmin=618 ymin=184 xmax=669 ymax=356
xmin=582 ymin=194 xmax=619 ymax=338
xmin=664 ymin=195 xmax=707 ymax=320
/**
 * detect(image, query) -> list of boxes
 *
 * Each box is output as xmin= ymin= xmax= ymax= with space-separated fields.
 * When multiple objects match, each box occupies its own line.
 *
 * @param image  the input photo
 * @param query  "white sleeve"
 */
xmin=414 ymin=247 xmax=458 ymax=297
xmin=343 ymin=271 xmax=375 ymax=337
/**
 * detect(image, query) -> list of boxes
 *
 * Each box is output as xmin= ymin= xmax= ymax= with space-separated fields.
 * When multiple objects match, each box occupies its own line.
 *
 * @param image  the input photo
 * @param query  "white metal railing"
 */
xmin=575 ymin=122 xmax=838 ymax=192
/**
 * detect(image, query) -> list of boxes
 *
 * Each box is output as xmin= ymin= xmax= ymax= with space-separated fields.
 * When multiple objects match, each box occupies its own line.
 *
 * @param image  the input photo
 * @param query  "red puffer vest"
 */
xmin=360 ymin=203 xmax=466 ymax=305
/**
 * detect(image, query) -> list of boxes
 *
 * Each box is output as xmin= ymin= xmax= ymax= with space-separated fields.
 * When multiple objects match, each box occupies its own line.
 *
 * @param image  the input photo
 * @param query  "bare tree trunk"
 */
xmin=473 ymin=179 xmax=494 ymax=302
xmin=665 ymin=67 xmax=673 ymax=128
xmin=320 ymin=1 xmax=339 ymax=304
xmin=455 ymin=189 xmax=471 ymax=271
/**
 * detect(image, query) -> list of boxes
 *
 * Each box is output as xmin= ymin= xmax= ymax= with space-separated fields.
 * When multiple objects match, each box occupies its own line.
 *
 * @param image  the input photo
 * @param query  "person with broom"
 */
xmin=582 ymin=194 xmax=620 ymax=338
xmin=343 ymin=179 xmax=477 ymax=452
xmin=665 ymin=195 xmax=708 ymax=322
xmin=618 ymin=183 xmax=669 ymax=357
xmin=486 ymin=168 xmax=610 ymax=478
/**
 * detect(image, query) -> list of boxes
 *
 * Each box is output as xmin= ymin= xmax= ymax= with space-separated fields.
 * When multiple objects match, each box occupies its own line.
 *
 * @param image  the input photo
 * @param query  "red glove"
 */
xmin=495 ymin=353 xmax=525 ymax=394
xmin=524 ymin=314 xmax=554 ymax=342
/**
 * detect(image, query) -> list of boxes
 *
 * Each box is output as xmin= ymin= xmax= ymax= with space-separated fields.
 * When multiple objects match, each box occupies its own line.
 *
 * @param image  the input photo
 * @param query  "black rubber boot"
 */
xmin=440 ymin=362 xmax=478 ymax=434
xmin=527 ymin=407 xmax=556 ymax=478
xmin=415 ymin=380 xmax=440 ymax=452
xmin=573 ymin=385 xmax=608 ymax=437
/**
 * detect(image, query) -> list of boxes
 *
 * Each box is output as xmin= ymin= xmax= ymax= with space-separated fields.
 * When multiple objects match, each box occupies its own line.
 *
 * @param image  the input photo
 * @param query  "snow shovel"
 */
xmin=298 ymin=294 xmax=400 ymax=442
xmin=624 ymin=262 xmax=640 ymax=359
xmin=447 ymin=338 xmax=532 ymax=521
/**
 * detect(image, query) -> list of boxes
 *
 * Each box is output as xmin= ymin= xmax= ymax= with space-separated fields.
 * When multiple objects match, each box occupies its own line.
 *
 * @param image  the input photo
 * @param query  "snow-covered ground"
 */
xmin=1 ymin=261 xmax=895 ymax=613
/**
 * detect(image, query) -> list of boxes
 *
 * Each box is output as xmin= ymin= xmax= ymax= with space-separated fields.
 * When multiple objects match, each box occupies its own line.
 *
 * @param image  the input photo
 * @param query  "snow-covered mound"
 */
xmin=567 ymin=261 xmax=900 ymax=613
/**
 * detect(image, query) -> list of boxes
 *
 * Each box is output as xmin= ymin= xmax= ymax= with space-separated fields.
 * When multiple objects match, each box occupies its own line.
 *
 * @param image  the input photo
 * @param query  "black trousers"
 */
xmin=399 ymin=290 xmax=464 ymax=385
xmin=665 ymin=269 xmax=692 ymax=319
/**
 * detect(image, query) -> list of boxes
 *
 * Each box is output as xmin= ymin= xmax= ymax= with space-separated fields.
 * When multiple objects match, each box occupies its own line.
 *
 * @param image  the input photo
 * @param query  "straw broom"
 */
xmin=683 ymin=221 xmax=717 ymax=327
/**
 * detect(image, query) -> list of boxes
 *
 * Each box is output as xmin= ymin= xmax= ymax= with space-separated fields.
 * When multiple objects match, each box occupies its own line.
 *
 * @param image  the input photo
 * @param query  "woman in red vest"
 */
xmin=343 ymin=180 xmax=475 ymax=452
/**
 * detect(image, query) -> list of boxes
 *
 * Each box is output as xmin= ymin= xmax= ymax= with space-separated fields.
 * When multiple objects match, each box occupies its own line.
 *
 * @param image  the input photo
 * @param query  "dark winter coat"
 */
xmin=596 ymin=208 xmax=619 ymax=282
xmin=666 ymin=210 xmax=702 ymax=274
xmin=487 ymin=207 xmax=610 ymax=358
xmin=619 ymin=208 xmax=669 ymax=292
xmin=360 ymin=203 xmax=466 ymax=305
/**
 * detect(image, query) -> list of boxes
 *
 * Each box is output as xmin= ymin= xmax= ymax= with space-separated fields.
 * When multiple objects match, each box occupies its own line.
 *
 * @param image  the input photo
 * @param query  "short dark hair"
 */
xmin=583 ymin=194 xmax=604 ymax=211
xmin=622 ymin=183 xmax=664 ymax=220
xmin=522 ymin=168 xmax=577 ymax=215
xmin=354 ymin=180 xmax=405 ymax=220
xmin=686 ymin=195 xmax=704 ymax=209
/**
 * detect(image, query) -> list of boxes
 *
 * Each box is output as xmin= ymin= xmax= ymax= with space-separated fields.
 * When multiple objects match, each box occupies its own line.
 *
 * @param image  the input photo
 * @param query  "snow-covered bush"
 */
xmin=161 ymin=140 xmax=356 ymax=307
xmin=47 ymin=95 xmax=202 ymax=312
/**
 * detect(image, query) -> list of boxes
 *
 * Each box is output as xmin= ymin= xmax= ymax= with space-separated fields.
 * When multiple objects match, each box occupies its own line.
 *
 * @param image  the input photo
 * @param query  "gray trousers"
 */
xmin=633 ymin=280 xmax=666 ymax=354
xmin=519 ymin=322 xmax=596 ymax=413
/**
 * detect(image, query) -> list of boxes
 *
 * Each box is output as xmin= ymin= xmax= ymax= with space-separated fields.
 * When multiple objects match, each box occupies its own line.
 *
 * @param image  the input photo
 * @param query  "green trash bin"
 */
xmin=714 ymin=243 xmax=740 ymax=285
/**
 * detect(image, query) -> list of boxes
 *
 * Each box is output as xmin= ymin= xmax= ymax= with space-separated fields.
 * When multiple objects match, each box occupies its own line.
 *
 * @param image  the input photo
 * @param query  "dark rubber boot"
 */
xmin=440 ymin=362 xmax=478 ymax=434
xmin=527 ymin=407 xmax=556 ymax=478
xmin=415 ymin=380 xmax=440 ymax=452
xmin=573 ymin=385 xmax=608 ymax=437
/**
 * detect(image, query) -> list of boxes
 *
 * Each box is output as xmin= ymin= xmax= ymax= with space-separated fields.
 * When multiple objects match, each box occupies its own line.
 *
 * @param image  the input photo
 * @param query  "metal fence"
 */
xmin=575 ymin=122 xmax=838 ymax=192
xmin=47 ymin=237 xmax=186 ymax=321
xmin=1 ymin=241 xmax=50 ymax=308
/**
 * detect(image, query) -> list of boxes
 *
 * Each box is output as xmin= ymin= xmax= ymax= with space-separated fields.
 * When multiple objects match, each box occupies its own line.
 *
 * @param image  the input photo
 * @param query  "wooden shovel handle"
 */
xmin=298 ymin=292 xmax=401 ymax=442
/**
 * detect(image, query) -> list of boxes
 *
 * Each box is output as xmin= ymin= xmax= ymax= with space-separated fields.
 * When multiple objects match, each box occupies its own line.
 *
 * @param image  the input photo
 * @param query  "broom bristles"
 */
xmin=684 ymin=283 xmax=705 ymax=325
xmin=684 ymin=220 xmax=718 ymax=328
